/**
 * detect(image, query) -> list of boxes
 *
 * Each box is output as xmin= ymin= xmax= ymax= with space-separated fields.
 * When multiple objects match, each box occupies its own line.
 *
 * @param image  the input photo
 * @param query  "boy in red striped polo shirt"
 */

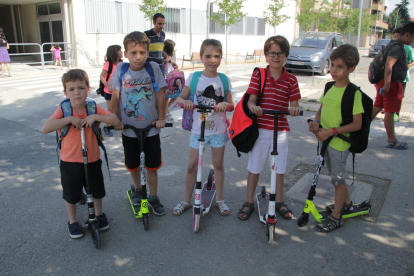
xmin=237 ymin=36 xmax=302 ymax=221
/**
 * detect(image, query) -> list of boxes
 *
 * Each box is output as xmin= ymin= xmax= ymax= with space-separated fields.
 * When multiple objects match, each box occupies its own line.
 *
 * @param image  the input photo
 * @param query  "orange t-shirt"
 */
xmin=52 ymin=104 xmax=110 ymax=163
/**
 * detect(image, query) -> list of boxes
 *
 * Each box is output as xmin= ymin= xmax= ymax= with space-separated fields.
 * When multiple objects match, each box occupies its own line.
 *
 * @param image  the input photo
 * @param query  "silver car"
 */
xmin=285 ymin=32 xmax=346 ymax=76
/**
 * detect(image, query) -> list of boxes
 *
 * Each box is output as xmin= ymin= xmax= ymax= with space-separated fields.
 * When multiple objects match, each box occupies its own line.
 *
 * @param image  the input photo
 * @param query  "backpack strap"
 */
xmin=323 ymin=81 xmax=335 ymax=95
xmin=190 ymin=71 xmax=203 ymax=97
xmin=119 ymin=62 xmax=130 ymax=89
xmin=105 ymin=61 xmax=114 ymax=82
xmin=144 ymin=62 xmax=159 ymax=92
xmin=218 ymin=72 xmax=229 ymax=99
xmin=254 ymin=67 xmax=267 ymax=106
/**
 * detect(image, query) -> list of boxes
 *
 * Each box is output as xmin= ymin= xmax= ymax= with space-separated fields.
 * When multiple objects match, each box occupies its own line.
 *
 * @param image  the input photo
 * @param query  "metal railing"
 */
xmin=7 ymin=42 xmax=73 ymax=71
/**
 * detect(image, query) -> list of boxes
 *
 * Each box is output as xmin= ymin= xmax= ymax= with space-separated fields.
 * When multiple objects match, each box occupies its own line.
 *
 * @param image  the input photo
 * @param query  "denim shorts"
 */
xmin=189 ymin=132 xmax=229 ymax=149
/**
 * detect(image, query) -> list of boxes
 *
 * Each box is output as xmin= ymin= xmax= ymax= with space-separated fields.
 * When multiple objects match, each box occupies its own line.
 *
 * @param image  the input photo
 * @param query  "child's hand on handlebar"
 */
xmin=182 ymin=100 xmax=194 ymax=110
xmin=114 ymin=122 xmax=124 ymax=130
xmin=215 ymin=102 xmax=228 ymax=112
xmin=70 ymin=116 xmax=82 ymax=129
xmin=308 ymin=121 xmax=320 ymax=134
xmin=81 ymin=115 xmax=97 ymax=128
xmin=315 ymin=128 xmax=332 ymax=142
xmin=289 ymin=107 xmax=301 ymax=117
xmin=249 ymin=105 xmax=263 ymax=116
xmin=154 ymin=119 xmax=166 ymax=129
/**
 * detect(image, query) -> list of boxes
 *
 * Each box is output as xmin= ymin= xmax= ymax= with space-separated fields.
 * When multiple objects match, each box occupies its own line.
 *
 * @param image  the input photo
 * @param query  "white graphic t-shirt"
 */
xmin=185 ymin=73 xmax=232 ymax=135
xmin=110 ymin=62 xmax=167 ymax=138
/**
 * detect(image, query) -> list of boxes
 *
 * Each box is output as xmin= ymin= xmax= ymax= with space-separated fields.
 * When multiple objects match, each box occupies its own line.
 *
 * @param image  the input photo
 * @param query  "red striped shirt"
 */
xmin=246 ymin=66 xmax=301 ymax=131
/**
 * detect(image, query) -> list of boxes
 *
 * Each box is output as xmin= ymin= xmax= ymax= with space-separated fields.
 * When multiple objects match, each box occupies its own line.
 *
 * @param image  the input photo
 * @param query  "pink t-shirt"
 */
xmin=103 ymin=61 xmax=118 ymax=94
xmin=51 ymin=104 xmax=110 ymax=163
xmin=53 ymin=48 xmax=61 ymax=59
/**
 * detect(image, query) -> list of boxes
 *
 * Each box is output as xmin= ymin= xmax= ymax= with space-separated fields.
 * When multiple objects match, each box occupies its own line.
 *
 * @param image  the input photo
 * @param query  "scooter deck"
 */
xmin=201 ymin=182 xmax=216 ymax=215
xmin=256 ymin=192 xmax=269 ymax=224
xmin=323 ymin=204 xmax=371 ymax=219
xmin=127 ymin=189 xmax=142 ymax=218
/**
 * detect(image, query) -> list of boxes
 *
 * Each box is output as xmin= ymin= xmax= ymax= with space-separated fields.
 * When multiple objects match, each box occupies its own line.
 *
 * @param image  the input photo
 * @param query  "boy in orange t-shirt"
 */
xmin=42 ymin=69 xmax=121 ymax=239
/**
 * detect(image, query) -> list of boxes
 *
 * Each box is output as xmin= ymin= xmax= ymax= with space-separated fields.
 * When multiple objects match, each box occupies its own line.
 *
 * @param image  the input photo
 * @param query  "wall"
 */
xmin=70 ymin=0 xmax=298 ymax=67
xmin=20 ymin=4 xmax=39 ymax=54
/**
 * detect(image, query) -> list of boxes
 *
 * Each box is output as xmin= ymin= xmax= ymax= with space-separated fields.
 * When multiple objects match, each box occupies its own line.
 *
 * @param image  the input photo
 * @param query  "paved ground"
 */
xmin=0 ymin=58 xmax=413 ymax=276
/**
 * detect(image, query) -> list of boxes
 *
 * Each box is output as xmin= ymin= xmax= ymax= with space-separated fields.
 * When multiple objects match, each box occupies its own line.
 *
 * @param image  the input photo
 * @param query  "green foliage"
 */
xmin=296 ymin=0 xmax=320 ymax=32
xmin=263 ymin=0 xmax=291 ymax=33
xmin=210 ymin=0 xmax=247 ymax=28
xmin=139 ymin=0 xmax=167 ymax=23
xmin=388 ymin=0 xmax=410 ymax=33
xmin=318 ymin=0 xmax=341 ymax=32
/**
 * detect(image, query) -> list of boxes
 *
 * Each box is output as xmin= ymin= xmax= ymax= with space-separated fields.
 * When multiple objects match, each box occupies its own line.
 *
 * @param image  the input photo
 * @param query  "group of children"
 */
xmin=43 ymin=30 xmax=366 ymax=238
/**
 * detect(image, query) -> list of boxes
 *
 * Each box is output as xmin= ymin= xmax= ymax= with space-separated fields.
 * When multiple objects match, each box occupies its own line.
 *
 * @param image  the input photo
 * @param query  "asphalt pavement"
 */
xmin=0 ymin=58 xmax=413 ymax=276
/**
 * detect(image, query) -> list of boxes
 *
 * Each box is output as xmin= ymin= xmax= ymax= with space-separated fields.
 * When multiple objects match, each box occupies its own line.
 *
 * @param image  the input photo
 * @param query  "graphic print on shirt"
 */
xmin=195 ymin=84 xmax=225 ymax=131
xmin=195 ymin=85 xmax=224 ymax=106
xmin=122 ymin=77 xmax=153 ymax=121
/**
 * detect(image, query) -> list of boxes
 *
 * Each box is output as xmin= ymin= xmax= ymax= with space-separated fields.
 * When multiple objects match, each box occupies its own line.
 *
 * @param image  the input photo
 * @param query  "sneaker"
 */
xmin=131 ymin=188 xmax=142 ymax=205
xmin=68 ymin=222 xmax=84 ymax=238
xmin=325 ymin=201 xmax=353 ymax=215
xmin=148 ymin=196 xmax=165 ymax=216
xmin=394 ymin=113 xmax=399 ymax=122
xmin=103 ymin=126 xmax=113 ymax=137
xmin=316 ymin=215 xmax=343 ymax=233
xmin=97 ymin=213 xmax=110 ymax=231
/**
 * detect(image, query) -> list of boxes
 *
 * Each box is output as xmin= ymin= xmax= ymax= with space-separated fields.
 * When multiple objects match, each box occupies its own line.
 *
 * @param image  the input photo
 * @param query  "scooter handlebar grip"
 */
xmin=180 ymin=103 xmax=196 ymax=110
xmin=165 ymin=122 xmax=173 ymax=127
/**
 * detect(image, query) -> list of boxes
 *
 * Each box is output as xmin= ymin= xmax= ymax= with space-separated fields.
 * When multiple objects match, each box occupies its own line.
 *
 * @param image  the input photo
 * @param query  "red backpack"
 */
xmin=229 ymin=67 xmax=266 ymax=157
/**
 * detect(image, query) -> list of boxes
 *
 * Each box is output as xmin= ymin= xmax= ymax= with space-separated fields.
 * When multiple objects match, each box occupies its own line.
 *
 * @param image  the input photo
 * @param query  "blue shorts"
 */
xmin=190 ymin=132 xmax=229 ymax=149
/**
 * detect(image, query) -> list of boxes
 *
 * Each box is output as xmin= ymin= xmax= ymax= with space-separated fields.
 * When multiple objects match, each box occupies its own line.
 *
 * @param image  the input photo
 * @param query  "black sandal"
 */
xmin=276 ymin=201 xmax=293 ymax=220
xmin=237 ymin=202 xmax=254 ymax=220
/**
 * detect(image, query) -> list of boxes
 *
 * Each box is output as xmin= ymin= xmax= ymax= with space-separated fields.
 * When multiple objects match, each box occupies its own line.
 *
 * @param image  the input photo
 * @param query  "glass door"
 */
xmin=38 ymin=19 xmax=64 ymax=62
xmin=39 ymin=20 xmax=52 ymax=62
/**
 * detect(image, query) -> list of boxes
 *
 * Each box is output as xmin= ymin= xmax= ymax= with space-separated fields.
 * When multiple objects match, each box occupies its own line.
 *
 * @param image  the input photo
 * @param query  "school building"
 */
xmin=0 ymin=0 xmax=299 ymax=67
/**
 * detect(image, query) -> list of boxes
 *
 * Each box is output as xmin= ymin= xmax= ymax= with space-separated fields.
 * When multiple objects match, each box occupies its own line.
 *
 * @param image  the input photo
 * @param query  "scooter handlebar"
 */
xmin=107 ymin=122 xmax=173 ymax=132
xmin=248 ymin=110 xmax=304 ymax=116
xmin=180 ymin=103 xmax=230 ymax=111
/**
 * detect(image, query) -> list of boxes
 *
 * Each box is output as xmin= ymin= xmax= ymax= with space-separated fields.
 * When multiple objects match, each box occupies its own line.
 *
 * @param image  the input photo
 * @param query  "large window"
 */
xmin=37 ymin=2 xmax=61 ymax=16
xmin=165 ymin=7 xmax=181 ymax=33
xmin=121 ymin=2 xmax=148 ymax=33
xmin=85 ymin=0 xmax=116 ymax=33
xmin=257 ymin=18 xmax=265 ymax=36
xmin=209 ymin=13 xmax=225 ymax=34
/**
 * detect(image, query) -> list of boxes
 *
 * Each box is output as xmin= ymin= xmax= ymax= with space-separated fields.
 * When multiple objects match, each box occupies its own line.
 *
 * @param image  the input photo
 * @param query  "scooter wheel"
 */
xmin=359 ymin=200 xmax=371 ymax=209
xmin=143 ymin=215 xmax=149 ymax=231
xmin=193 ymin=213 xmax=201 ymax=233
xmin=267 ymin=224 xmax=275 ymax=245
xmin=297 ymin=213 xmax=309 ymax=227
xmin=90 ymin=221 xmax=101 ymax=249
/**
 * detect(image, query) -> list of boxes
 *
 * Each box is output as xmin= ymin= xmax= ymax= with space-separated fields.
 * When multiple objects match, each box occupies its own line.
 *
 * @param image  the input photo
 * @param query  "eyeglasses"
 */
xmin=266 ymin=51 xmax=287 ymax=58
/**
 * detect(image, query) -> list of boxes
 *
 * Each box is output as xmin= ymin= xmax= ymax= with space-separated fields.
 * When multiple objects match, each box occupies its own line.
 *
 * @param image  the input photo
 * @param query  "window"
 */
xmin=245 ymin=17 xmax=255 ymax=35
xmin=209 ymin=13 xmax=225 ymax=34
xmin=121 ymin=2 xmax=148 ymax=33
xmin=85 ymin=0 xmax=116 ymax=33
xmin=115 ymin=2 xmax=122 ymax=34
xmin=257 ymin=18 xmax=265 ymax=36
xmin=165 ymin=7 xmax=181 ymax=33
xmin=229 ymin=19 xmax=243 ymax=35
xmin=191 ymin=10 xmax=207 ymax=35
xmin=37 ymin=2 xmax=61 ymax=16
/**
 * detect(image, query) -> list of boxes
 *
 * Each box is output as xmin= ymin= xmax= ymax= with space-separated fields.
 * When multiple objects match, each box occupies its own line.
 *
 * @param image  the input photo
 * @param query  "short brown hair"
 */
xmin=200 ymin=39 xmax=223 ymax=56
xmin=330 ymin=44 xmax=359 ymax=68
xmin=123 ymin=31 xmax=150 ymax=52
xmin=264 ymin=36 xmax=290 ymax=56
xmin=61 ymin=69 xmax=90 ymax=90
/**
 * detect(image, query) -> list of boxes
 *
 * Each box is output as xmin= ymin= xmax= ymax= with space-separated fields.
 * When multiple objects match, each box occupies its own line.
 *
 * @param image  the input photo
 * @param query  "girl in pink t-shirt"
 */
xmin=50 ymin=44 xmax=63 ymax=70
xmin=100 ymin=45 xmax=123 ymax=137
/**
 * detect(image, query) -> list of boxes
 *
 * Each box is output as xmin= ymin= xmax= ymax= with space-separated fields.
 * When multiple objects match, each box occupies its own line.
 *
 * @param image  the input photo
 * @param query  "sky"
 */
xmin=385 ymin=0 xmax=414 ymax=17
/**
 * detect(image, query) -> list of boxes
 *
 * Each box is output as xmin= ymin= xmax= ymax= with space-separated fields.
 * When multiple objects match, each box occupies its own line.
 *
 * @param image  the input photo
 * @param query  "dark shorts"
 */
xmin=103 ymin=91 xmax=112 ymax=101
xmin=60 ymin=159 xmax=106 ymax=204
xmin=374 ymin=79 xmax=403 ymax=113
xmin=122 ymin=134 xmax=162 ymax=171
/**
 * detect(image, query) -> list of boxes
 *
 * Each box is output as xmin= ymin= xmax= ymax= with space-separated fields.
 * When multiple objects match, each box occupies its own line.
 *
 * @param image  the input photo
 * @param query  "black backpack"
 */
xmin=96 ymin=61 xmax=114 ymax=96
xmin=368 ymin=41 xmax=403 ymax=84
xmin=324 ymin=81 xmax=373 ymax=154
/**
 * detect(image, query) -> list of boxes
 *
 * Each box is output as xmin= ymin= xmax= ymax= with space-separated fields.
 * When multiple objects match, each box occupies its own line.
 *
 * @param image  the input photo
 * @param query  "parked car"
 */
xmin=285 ymin=32 xmax=346 ymax=76
xmin=368 ymin=39 xmax=391 ymax=57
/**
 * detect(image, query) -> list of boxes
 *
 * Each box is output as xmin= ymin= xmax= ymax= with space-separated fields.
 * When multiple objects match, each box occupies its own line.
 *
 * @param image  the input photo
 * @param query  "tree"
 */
xmin=263 ymin=0 xmax=291 ymax=35
xmin=139 ymin=0 xmax=167 ymax=23
xmin=388 ymin=0 xmax=410 ymax=32
xmin=296 ymin=0 xmax=320 ymax=32
xmin=318 ymin=0 xmax=342 ymax=32
xmin=210 ymin=0 xmax=247 ymax=64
